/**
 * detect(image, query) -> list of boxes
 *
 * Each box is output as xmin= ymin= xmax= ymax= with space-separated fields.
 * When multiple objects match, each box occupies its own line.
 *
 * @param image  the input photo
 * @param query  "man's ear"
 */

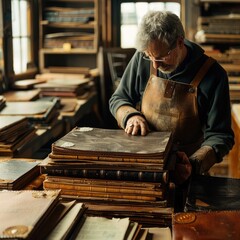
xmin=177 ymin=36 xmax=184 ymax=48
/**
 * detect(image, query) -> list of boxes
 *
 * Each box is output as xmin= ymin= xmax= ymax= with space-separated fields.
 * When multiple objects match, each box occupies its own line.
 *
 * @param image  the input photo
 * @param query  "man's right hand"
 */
xmin=125 ymin=115 xmax=150 ymax=136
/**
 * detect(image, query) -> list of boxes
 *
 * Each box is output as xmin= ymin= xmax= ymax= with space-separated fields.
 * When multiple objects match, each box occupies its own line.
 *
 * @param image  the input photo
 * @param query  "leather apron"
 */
xmin=141 ymin=57 xmax=215 ymax=157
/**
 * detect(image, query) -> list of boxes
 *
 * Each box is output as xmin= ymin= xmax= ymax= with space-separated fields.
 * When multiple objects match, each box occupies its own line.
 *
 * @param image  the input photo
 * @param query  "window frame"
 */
xmin=111 ymin=0 xmax=183 ymax=47
xmin=2 ymin=0 xmax=38 ymax=86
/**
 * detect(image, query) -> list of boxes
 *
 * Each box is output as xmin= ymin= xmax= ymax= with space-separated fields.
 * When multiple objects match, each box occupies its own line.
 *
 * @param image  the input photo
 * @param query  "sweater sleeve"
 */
xmin=109 ymin=51 xmax=150 ymax=118
xmin=198 ymin=62 xmax=234 ymax=161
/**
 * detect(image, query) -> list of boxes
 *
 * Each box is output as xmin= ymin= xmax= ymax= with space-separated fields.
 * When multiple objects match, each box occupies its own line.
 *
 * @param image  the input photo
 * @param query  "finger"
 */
xmin=139 ymin=121 xmax=148 ymax=136
xmin=131 ymin=124 xmax=141 ymax=135
xmin=125 ymin=125 xmax=133 ymax=135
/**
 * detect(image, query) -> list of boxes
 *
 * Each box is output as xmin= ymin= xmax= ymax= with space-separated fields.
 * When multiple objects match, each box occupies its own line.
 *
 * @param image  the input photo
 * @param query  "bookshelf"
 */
xmin=39 ymin=0 xmax=99 ymax=73
xmin=194 ymin=0 xmax=240 ymax=102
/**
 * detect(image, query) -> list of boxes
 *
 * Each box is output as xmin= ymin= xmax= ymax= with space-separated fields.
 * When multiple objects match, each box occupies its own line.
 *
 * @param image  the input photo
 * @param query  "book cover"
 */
xmin=173 ymin=211 xmax=240 ymax=240
xmin=0 ymin=190 xmax=61 ymax=239
xmin=0 ymin=158 xmax=40 ymax=189
xmin=51 ymin=127 xmax=172 ymax=164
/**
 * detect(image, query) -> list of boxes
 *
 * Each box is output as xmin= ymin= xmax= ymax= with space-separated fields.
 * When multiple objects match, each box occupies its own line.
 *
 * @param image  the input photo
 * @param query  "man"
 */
xmin=109 ymin=11 xmax=234 ymax=183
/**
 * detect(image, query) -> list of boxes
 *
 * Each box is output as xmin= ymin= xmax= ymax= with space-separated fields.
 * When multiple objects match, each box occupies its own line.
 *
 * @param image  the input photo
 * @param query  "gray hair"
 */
xmin=135 ymin=11 xmax=185 ymax=51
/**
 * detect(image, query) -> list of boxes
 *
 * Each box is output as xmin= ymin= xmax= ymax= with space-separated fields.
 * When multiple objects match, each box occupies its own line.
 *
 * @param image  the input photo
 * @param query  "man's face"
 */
xmin=144 ymin=39 xmax=182 ymax=74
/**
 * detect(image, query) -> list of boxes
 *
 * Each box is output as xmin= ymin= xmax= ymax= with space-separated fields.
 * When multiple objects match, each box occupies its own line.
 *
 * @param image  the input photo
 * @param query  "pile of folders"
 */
xmin=0 ymin=189 xmax=172 ymax=239
xmin=40 ymin=126 xmax=174 ymax=227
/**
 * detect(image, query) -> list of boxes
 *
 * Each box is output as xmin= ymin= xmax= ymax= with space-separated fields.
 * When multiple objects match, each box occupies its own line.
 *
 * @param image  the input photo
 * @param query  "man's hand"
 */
xmin=125 ymin=115 xmax=150 ymax=136
xmin=173 ymin=151 xmax=192 ymax=185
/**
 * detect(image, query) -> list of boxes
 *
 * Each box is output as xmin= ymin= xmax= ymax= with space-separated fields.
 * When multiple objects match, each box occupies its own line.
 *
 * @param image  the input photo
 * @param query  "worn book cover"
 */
xmin=0 ymin=190 xmax=61 ymax=239
xmin=50 ymin=127 xmax=172 ymax=165
xmin=0 ymin=115 xmax=28 ymax=133
xmin=46 ymin=202 xmax=86 ymax=240
xmin=0 ymin=158 xmax=40 ymax=189
xmin=172 ymin=211 xmax=240 ymax=240
xmin=0 ymin=100 xmax=58 ymax=124
xmin=3 ymin=89 xmax=40 ymax=102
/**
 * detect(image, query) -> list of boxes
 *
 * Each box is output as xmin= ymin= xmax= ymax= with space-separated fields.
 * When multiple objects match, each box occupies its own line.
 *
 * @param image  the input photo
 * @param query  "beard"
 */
xmin=158 ymin=53 xmax=182 ymax=74
xmin=158 ymin=64 xmax=176 ymax=74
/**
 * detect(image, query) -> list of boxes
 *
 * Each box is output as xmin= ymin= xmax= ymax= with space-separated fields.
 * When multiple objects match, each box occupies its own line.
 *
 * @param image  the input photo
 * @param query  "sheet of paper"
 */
xmin=75 ymin=216 xmax=130 ymax=240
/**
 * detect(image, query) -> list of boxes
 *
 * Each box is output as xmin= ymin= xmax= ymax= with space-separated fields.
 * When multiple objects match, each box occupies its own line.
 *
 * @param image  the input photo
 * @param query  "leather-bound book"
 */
xmin=0 ymin=115 xmax=28 ymax=133
xmin=172 ymin=211 xmax=240 ymax=240
xmin=3 ymin=89 xmax=40 ymax=102
xmin=50 ymin=127 xmax=173 ymax=165
xmin=40 ymin=157 xmax=168 ymax=183
xmin=43 ymin=176 xmax=165 ymax=201
xmin=0 ymin=190 xmax=61 ymax=239
xmin=0 ymin=158 xmax=40 ymax=189
xmin=0 ymin=100 xmax=58 ymax=124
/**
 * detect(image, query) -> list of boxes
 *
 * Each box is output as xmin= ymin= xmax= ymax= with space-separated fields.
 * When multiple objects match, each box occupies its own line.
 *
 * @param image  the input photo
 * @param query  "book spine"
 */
xmin=43 ymin=181 xmax=163 ymax=197
xmin=41 ymin=168 xmax=168 ymax=183
xmin=49 ymin=153 xmax=163 ymax=164
xmin=47 ymin=188 xmax=157 ymax=201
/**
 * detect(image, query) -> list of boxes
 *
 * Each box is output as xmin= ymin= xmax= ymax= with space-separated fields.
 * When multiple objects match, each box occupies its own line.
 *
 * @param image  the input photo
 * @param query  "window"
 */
xmin=11 ymin=0 xmax=34 ymax=75
xmin=121 ymin=2 xmax=181 ymax=48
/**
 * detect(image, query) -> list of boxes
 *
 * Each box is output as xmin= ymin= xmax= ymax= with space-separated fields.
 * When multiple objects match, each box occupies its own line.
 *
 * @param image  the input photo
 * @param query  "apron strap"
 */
xmin=191 ymin=57 xmax=216 ymax=87
xmin=150 ymin=63 xmax=157 ymax=76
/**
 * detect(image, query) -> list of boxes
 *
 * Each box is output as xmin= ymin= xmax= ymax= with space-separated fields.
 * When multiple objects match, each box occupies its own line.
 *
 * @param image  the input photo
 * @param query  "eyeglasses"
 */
xmin=143 ymin=42 xmax=177 ymax=62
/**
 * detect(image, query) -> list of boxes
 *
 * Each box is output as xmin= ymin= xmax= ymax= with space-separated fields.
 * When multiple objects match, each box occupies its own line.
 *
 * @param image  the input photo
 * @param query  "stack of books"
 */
xmin=0 ymin=95 xmax=6 ymax=110
xmin=195 ymin=14 xmax=240 ymax=44
xmin=0 ymin=158 xmax=40 ymax=190
xmin=40 ymin=127 xmax=174 ymax=227
xmin=202 ymin=46 xmax=240 ymax=102
xmin=0 ymin=99 xmax=59 ymax=128
xmin=0 ymin=189 xmax=68 ymax=239
xmin=0 ymin=188 xmax=171 ymax=239
xmin=0 ymin=116 xmax=37 ymax=156
xmin=34 ymin=77 xmax=92 ymax=98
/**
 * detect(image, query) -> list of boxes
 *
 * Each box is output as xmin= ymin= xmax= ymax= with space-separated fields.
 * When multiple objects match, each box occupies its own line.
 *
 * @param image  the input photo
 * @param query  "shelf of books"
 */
xmin=39 ymin=0 xmax=99 ymax=73
xmin=194 ymin=0 xmax=240 ymax=102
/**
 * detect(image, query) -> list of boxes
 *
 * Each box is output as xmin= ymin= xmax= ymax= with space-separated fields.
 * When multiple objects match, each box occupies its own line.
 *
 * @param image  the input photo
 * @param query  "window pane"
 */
xmin=21 ymin=37 xmax=30 ymax=70
xmin=121 ymin=2 xmax=181 ymax=48
xmin=165 ymin=3 xmax=181 ymax=17
xmin=20 ymin=0 xmax=28 ymax=36
xmin=12 ymin=0 xmax=20 ymax=37
xmin=149 ymin=3 xmax=165 ymax=11
xmin=12 ymin=38 xmax=21 ymax=73
xmin=11 ymin=0 xmax=32 ymax=74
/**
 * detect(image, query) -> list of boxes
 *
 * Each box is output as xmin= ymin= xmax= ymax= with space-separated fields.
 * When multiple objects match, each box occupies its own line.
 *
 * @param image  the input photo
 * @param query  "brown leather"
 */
xmin=191 ymin=57 xmax=215 ymax=88
xmin=164 ymin=81 xmax=176 ymax=98
xmin=173 ymin=211 xmax=240 ymax=240
xmin=142 ymin=57 xmax=215 ymax=157
xmin=141 ymin=75 xmax=202 ymax=156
